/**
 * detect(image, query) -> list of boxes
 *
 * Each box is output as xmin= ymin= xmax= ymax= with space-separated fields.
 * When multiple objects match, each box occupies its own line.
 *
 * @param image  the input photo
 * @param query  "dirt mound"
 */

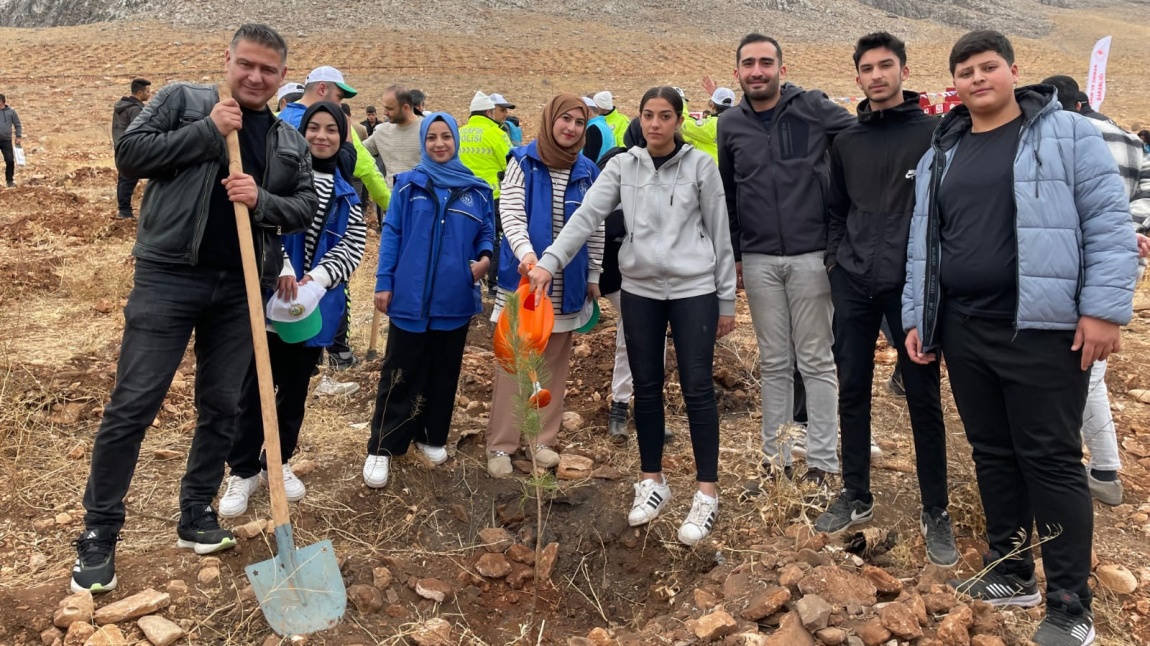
xmin=0 ymin=185 xmax=134 ymax=243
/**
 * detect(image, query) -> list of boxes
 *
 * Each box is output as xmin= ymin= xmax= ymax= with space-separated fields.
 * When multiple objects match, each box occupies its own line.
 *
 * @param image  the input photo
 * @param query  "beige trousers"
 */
xmin=485 ymin=332 xmax=574 ymax=455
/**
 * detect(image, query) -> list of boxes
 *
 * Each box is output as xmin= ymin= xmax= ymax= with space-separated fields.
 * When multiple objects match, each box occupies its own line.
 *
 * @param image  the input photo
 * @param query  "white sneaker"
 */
xmin=627 ymin=477 xmax=671 ymax=527
xmin=261 ymin=465 xmax=306 ymax=502
xmin=363 ymin=455 xmax=390 ymax=488
xmin=219 ymin=475 xmax=259 ymax=518
xmin=870 ymin=441 xmax=884 ymax=460
xmin=791 ymin=436 xmax=807 ymax=458
xmin=678 ymin=490 xmax=719 ymax=546
xmin=415 ymin=443 xmax=448 ymax=465
xmin=314 ymin=374 xmax=360 ymax=397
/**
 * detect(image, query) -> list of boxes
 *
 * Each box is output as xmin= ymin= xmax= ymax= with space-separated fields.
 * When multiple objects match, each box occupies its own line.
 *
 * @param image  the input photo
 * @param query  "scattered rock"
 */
xmin=556 ymin=453 xmax=594 ymax=480
xmin=137 ymin=615 xmax=184 ymax=646
xmin=152 ymin=449 xmax=182 ymax=460
xmin=906 ymin=593 xmax=928 ymax=626
xmin=722 ymin=570 xmax=752 ymax=600
xmin=586 ymin=627 xmax=612 ymax=646
xmin=290 ymin=459 xmax=317 ymax=476
xmin=694 ymin=588 xmax=720 ymax=611
xmin=40 ymin=627 xmax=63 ymax=646
xmin=693 ymin=609 xmax=737 ymax=642
xmin=970 ymin=636 xmax=1006 ymax=646
xmin=165 ymin=580 xmax=188 ymax=601
xmin=414 ymin=578 xmax=454 ymax=603
xmin=476 ymin=553 xmax=512 ymax=579
xmin=232 ymin=519 xmax=266 ymax=539
xmin=67 ymin=444 xmax=86 ymax=460
xmin=477 ymin=527 xmax=514 ymax=552
xmin=537 ymin=542 xmax=559 ymax=581
xmin=506 ymin=543 xmax=535 ymax=565
xmin=970 ymin=600 xmax=1003 ymax=636
xmin=741 ymin=585 xmax=790 ymax=621
xmin=55 ymin=513 xmax=74 ymax=525
xmin=410 ymin=617 xmax=452 ymax=646
xmin=54 ymin=590 xmax=94 ymax=629
xmin=879 ymin=602 xmax=922 ymax=640
xmin=93 ymin=589 xmax=170 ymax=625
xmin=937 ymin=603 xmax=973 ymax=646
xmin=855 ymin=617 xmax=891 ymax=646
xmin=83 ymin=624 xmax=127 ymax=645
xmin=923 ymin=592 xmax=958 ymax=614
xmin=862 ymin=565 xmax=903 ymax=595
xmin=590 ymin=465 xmax=623 ymax=480
xmin=348 ymin=584 xmax=384 ymax=613
xmin=763 ymin=611 xmax=815 ymax=646
xmin=507 ymin=563 xmax=534 ymax=589
xmin=778 ymin=563 xmax=806 ymax=589
xmin=93 ymin=299 xmax=115 ymax=314
xmin=798 ymin=566 xmax=877 ymax=606
xmin=815 ymin=627 xmax=847 ymax=646
xmin=795 ymin=594 xmax=832 ymax=631
xmin=372 ymin=566 xmax=392 ymax=590
xmin=1096 ymin=563 xmax=1139 ymax=594
xmin=560 ymin=411 xmax=583 ymax=433
xmin=196 ymin=564 xmax=219 ymax=586
xmin=64 ymin=622 xmax=95 ymax=646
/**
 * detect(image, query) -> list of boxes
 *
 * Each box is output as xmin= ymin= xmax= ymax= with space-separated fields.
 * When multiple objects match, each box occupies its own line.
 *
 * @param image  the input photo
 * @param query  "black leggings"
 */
xmin=621 ymin=290 xmax=720 ymax=482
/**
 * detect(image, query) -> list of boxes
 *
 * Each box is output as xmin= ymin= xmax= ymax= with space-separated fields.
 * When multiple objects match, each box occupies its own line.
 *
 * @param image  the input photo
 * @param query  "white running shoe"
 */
xmin=219 ymin=475 xmax=259 ymax=518
xmin=627 ymin=477 xmax=671 ymax=527
xmin=870 ymin=441 xmax=884 ymax=460
xmin=678 ymin=490 xmax=719 ymax=546
xmin=362 ymin=455 xmax=390 ymax=488
xmin=415 ymin=443 xmax=448 ymax=465
xmin=261 ymin=464 xmax=306 ymax=502
xmin=314 ymin=374 xmax=360 ymax=397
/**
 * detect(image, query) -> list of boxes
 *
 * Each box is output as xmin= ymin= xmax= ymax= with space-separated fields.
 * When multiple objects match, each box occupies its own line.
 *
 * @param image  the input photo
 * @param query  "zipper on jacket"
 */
xmin=869 ymin=125 xmax=891 ymax=298
xmin=923 ymin=145 xmax=947 ymax=348
xmin=767 ymin=128 xmax=787 ymax=256
xmin=1011 ymin=113 xmax=1042 ymax=338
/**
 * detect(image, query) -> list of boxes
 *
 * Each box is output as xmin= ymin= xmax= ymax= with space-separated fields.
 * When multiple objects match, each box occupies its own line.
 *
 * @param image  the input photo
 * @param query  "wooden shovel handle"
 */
xmin=218 ymin=85 xmax=292 ymax=528
xmin=367 ymin=308 xmax=382 ymax=354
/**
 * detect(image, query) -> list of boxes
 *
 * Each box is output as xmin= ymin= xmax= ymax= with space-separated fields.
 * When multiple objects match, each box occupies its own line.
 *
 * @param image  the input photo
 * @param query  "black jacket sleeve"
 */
xmin=717 ymin=116 xmax=741 ymax=261
xmin=825 ymin=138 xmax=849 ymax=269
xmin=115 ymin=85 xmax=226 ymax=179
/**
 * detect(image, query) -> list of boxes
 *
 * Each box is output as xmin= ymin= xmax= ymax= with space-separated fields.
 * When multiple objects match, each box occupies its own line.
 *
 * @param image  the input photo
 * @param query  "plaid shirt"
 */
xmin=1088 ymin=116 xmax=1150 ymax=230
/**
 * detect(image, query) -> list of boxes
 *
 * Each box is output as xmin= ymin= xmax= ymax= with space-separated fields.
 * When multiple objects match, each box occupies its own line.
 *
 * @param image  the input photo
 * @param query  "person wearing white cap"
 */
xmin=680 ymin=79 xmax=738 ymax=163
xmin=459 ymin=90 xmax=513 ymax=294
xmin=594 ymin=90 xmax=630 ymax=147
xmin=275 ymin=82 xmax=304 ymax=112
xmin=582 ymin=96 xmax=616 ymax=164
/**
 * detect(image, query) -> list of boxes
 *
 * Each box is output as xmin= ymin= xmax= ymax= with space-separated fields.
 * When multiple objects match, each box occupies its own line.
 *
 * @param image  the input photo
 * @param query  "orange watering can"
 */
xmin=494 ymin=271 xmax=554 ymax=408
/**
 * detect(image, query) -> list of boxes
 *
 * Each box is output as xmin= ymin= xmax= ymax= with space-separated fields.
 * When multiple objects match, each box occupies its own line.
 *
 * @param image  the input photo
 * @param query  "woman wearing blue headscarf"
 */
xmin=363 ymin=112 xmax=496 ymax=488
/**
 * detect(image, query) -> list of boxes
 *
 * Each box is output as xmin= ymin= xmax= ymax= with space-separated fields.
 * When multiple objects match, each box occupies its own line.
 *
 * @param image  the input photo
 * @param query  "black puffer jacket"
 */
xmin=825 ymin=92 xmax=937 ymax=296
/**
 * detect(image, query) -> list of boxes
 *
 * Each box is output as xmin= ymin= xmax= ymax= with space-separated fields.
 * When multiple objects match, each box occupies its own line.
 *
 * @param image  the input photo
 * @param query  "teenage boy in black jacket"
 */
xmin=816 ymin=33 xmax=957 ymax=568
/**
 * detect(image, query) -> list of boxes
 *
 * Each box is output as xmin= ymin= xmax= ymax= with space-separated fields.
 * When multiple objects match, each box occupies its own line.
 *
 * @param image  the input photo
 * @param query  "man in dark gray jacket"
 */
xmin=0 ymin=93 xmax=23 ymax=187
xmin=111 ymin=78 xmax=151 ymax=219
xmin=72 ymin=24 xmax=316 ymax=596
xmin=717 ymin=33 xmax=854 ymax=485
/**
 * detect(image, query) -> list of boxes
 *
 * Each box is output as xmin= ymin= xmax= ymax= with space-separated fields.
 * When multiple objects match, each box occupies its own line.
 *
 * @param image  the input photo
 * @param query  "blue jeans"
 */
xmin=82 ymin=260 xmax=253 ymax=531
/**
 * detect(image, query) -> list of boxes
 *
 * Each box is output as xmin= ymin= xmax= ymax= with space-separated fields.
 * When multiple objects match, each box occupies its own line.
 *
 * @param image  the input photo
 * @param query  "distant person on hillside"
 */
xmin=0 ymin=93 xmax=24 ymax=188
xmin=1139 ymin=129 xmax=1150 ymax=154
xmin=71 ymin=24 xmax=316 ymax=595
xmin=594 ymin=91 xmax=630 ymax=146
xmin=459 ymin=91 xmax=513 ymax=294
xmin=410 ymin=89 xmax=426 ymax=116
xmin=363 ymin=84 xmax=424 ymax=191
xmin=362 ymin=105 xmax=380 ymax=136
xmin=275 ymin=82 xmax=304 ymax=113
xmin=344 ymin=103 xmax=367 ymax=141
xmin=112 ymin=78 xmax=152 ymax=219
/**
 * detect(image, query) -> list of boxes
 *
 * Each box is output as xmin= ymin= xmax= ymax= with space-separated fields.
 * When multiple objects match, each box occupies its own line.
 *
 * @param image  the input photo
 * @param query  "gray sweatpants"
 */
xmin=742 ymin=251 xmax=839 ymax=473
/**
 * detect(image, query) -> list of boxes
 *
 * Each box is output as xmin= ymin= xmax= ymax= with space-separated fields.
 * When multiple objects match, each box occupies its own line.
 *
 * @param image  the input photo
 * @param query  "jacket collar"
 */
xmin=933 ymin=84 xmax=1058 ymax=152
xmin=626 ymin=142 xmax=695 ymax=170
xmin=517 ymin=141 xmax=597 ymax=182
xmin=856 ymin=91 xmax=923 ymax=124
xmin=736 ymin=82 xmax=803 ymax=118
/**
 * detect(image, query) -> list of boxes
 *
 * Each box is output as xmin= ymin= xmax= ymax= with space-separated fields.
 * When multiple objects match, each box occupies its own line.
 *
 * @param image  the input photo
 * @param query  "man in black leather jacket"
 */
xmin=71 ymin=23 xmax=317 ymax=595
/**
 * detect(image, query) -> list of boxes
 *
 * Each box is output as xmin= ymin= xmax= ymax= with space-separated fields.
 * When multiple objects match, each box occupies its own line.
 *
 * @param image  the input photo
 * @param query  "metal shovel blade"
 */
xmin=245 ymin=524 xmax=346 ymax=636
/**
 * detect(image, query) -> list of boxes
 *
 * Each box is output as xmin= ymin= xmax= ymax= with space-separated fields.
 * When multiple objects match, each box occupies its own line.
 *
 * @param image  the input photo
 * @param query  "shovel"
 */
xmin=218 ymin=85 xmax=346 ymax=636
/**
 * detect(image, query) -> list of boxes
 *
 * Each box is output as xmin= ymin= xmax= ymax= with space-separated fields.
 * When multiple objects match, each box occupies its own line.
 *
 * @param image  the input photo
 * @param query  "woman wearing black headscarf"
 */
xmin=221 ymin=102 xmax=367 ymax=517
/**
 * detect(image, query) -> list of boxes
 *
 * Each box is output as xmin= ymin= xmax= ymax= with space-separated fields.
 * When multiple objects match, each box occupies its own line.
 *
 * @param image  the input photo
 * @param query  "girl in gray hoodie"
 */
xmin=529 ymin=86 xmax=737 ymax=546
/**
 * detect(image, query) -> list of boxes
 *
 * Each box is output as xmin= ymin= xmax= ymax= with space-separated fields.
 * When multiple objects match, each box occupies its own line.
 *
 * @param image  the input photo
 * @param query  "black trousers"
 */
xmin=622 ymin=291 xmax=721 ymax=482
xmin=367 ymin=321 xmax=469 ymax=456
xmin=1 ymin=138 xmax=13 ymax=183
xmin=830 ymin=270 xmax=947 ymax=510
xmin=487 ymin=199 xmax=501 ymax=291
xmin=83 ymin=261 xmax=252 ymax=532
xmin=941 ymin=309 xmax=1092 ymax=603
xmin=228 ymin=333 xmax=323 ymax=478
xmin=116 ymin=173 xmax=139 ymax=215
xmin=329 ymin=286 xmax=352 ymax=357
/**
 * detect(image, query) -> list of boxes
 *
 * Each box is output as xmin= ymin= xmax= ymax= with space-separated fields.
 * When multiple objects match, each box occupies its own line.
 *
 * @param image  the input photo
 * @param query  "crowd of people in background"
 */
xmin=32 ymin=20 xmax=1147 ymax=646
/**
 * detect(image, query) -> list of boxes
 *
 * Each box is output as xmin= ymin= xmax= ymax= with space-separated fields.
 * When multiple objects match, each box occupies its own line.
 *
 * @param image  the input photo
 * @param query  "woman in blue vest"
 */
xmin=364 ymin=112 xmax=496 ymax=489
xmin=221 ymin=102 xmax=367 ymax=517
xmin=485 ymin=93 xmax=605 ymax=477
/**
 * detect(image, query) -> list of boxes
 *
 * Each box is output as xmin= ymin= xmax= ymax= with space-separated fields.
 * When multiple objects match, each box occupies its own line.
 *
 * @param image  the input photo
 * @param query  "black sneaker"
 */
xmin=815 ymin=490 xmax=874 ymax=534
xmin=115 ymin=211 xmax=135 ymax=220
xmin=608 ymin=400 xmax=629 ymax=440
xmin=327 ymin=351 xmax=359 ymax=371
xmin=71 ymin=527 xmax=120 ymax=594
xmin=921 ymin=507 xmax=960 ymax=567
xmin=887 ymin=364 xmax=906 ymax=398
xmin=177 ymin=505 xmax=237 ymax=555
xmin=1033 ymin=590 xmax=1095 ymax=646
xmin=949 ymin=569 xmax=1041 ymax=608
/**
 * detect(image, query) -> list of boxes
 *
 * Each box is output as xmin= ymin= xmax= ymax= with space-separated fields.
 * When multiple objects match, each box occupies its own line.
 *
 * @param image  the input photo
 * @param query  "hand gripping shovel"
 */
xmin=218 ymin=85 xmax=346 ymax=636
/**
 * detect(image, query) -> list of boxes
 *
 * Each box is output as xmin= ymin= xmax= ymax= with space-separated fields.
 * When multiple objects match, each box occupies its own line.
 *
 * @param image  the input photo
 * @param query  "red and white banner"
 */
xmin=1086 ymin=36 xmax=1112 ymax=112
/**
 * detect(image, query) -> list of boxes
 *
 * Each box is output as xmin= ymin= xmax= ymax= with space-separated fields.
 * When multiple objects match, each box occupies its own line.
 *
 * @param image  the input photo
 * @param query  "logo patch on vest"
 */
xmin=461 ymin=194 xmax=474 ymax=206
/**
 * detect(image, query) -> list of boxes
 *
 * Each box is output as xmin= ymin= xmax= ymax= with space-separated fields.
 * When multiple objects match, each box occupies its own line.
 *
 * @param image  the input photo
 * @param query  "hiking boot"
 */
xmin=800 ymin=467 xmax=830 ymax=487
xmin=1033 ymin=590 xmax=1095 ymax=646
xmin=533 ymin=445 xmax=560 ymax=468
xmin=115 ymin=211 xmax=135 ymax=220
xmin=1087 ymin=471 xmax=1123 ymax=506
xmin=608 ymin=400 xmax=629 ymax=440
xmin=362 ymin=455 xmax=390 ymax=488
xmin=176 ymin=505 xmax=237 ymax=555
xmin=814 ymin=490 xmax=874 ymax=534
xmin=6 ymin=181 xmax=15 ymax=188
xmin=921 ymin=507 xmax=960 ymax=567
xmin=260 ymin=464 xmax=306 ymax=502
xmin=218 ymin=474 xmax=260 ymax=517
xmin=314 ymin=374 xmax=360 ymax=397
xmin=70 ymin=528 xmax=120 ymax=594
xmin=628 ymin=476 xmax=671 ymax=526
xmin=415 ymin=442 xmax=449 ymax=465
xmin=888 ymin=365 xmax=906 ymax=398
xmin=949 ymin=569 xmax=1041 ymax=607
xmin=487 ymin=451 xmax=513 ymax=478
xmin=327 ymin=351 xmax=359 ymax=371
xmin=678 ymin=490 xmax=719 ymax=546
